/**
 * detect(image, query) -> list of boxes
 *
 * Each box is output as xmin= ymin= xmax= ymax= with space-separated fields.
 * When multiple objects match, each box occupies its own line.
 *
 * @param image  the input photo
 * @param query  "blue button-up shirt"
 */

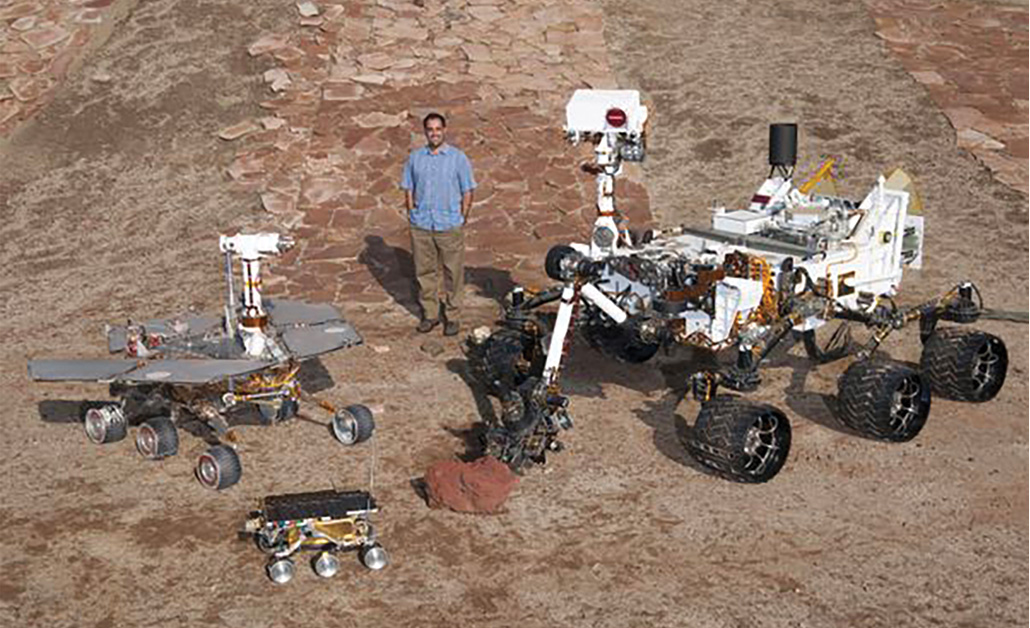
xmin=400 ymin=144 xmax=477 ymax=232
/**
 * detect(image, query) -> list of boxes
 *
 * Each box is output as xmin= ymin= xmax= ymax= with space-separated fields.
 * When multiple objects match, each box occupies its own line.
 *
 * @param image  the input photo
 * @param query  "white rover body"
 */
xmin=469 ymin=90 xmax=1008 ymax=482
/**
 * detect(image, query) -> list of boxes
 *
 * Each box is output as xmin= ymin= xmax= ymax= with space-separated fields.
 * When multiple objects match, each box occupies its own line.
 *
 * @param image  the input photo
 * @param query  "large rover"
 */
xmin=28 ymin=233 xmax=376 ymax=490
xmin=468 ymin=90 xmax=1009 ymax=482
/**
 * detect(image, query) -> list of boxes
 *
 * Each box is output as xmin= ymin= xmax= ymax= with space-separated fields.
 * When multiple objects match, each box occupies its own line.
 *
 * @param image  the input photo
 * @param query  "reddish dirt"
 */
xmin=0 ymin=1 xmax=1025 ymax=627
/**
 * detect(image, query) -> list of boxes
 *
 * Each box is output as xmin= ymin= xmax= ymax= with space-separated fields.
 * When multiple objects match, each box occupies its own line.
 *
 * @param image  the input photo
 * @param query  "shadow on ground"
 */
xmin=359 ymin=235 xmax=517 ymax=318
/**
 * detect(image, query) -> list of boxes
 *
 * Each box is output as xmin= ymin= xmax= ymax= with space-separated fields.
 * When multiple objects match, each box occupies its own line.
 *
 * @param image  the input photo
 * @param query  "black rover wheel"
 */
xmin=135 ymin=416 xmax=179 ymax=459
xmin=582 ymin=318 xmax=660 ymax=364
xmin=684 ymin=396 xmax=791 ymax=483
xmin=331 ymin=404 xmax=375 ymax=445
xmin=195 ymin=445 xmax=242 ymax=490
xmin=470 ymin=328 xmax=544 ymax=396
xmin=837 ymin=360 xmax=931 ymax=441
xmin=920 ymin=328 xmax=1007 ymax=402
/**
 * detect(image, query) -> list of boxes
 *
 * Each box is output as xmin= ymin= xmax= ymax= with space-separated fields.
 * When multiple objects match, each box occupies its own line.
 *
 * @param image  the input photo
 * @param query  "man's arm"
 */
xmin=405 ymin=190 xmax=414 ymax=215
xmin=461 ymin=190 xmax=474 ymax=221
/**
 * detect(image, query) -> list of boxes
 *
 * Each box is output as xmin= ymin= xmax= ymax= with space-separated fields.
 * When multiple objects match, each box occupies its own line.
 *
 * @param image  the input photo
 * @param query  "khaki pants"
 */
xmin=411 ymin=226 xmax=464 ymax=322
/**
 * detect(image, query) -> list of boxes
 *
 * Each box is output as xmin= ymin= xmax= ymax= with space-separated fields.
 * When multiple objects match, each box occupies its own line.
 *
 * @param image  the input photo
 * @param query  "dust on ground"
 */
xmin=0 ymin=1 xmax=1026 ymax=627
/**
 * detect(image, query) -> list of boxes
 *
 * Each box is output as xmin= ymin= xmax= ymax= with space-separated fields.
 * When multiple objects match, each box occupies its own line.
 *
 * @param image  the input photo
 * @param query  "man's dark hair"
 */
xmin=423 ymin=112 xmax=446 ymax=128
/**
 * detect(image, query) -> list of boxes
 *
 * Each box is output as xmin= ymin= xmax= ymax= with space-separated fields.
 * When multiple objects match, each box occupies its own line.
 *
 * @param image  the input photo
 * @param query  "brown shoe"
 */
xmin=417 ymin=318 xmax=439 ymax=333
xmin=443 ymin=320 xmax=460 ymax=336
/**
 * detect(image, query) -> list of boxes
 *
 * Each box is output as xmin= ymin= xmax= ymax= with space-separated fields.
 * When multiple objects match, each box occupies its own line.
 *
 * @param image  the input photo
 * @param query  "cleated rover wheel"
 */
xmin=135 ymin=416 xmax=179 ymax=460
xmin=196 ymin=445 xmax=242 ymax=490
xmin=331 ymin=404 xmax=375 ymax=446
xmin=837 ymin=360 xmax=931 ymax=441
xmin=920 ymin=328 xmax=1007 ymax=402
xmin=83 ymin=405 xmax=127 ymax=445
xmin=684 ymin=396 xmax=791 ymax=483
xmin=469 ymin=328 xmax=543 ymax=396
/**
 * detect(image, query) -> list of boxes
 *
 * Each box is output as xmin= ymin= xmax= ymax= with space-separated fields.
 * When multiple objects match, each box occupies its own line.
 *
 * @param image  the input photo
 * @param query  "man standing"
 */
xmin=400 ymin=112 xmax=476 ymax=336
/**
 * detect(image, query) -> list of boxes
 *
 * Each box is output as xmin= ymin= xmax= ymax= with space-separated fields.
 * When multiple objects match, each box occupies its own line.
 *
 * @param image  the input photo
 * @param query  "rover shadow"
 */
xmin=445 ymin=356 xmax=498 ymax=461
xmin=768 ymin=337 xmax=915 ymax=440
xmin=38 ymin=399 xmax=108 ymax=424
xmin=628 ymin=346 xmax=726 ymax=474
xmin=297 ymin=357 xmax=335 ymax=395
xmin=358 ymin=235 xmax=516 ymax=319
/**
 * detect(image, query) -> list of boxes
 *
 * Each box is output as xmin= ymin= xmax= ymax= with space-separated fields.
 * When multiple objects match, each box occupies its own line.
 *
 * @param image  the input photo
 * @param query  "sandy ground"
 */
xmin=0 ymin=1 xmax=1026 ymax=627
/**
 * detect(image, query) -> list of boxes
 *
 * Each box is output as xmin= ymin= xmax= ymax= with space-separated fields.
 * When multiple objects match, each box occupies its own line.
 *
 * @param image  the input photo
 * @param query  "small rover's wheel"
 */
xmin=83 ymin=405 xmax=127 ymax=444
xmin=802 ymin=320 xmax=855 ymax=363
xmin=837 ymin=360 xmax=931 ymax=441
xmin=136 ymin=416 xmax=179 ymax=460
xmin=360 ymin=543 xmax=389 ymax=571
xmin=195 ymin=445 xmax=242 ymax=490
xmin=266 ymin=557 xmax=295 ymax=584
xmin=684 ymin=396 xmax=791 ymax=483
xmin=331 ymin=404 xmax=375 ymax=446
xmin=920 ymin=328 xmax=1007 ymax=402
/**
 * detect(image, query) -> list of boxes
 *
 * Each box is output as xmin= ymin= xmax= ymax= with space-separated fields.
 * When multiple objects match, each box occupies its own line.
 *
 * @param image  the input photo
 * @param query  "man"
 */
xmin=400 ymin=112 xmax=476 ymax=336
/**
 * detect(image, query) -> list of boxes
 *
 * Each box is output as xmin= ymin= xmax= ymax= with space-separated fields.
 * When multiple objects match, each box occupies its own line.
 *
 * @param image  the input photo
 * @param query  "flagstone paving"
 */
xmin=0 ymin=0 xmax=137 ymax=135
xmin=865 ymin=0 xmax=1028 ymax=194
xmin=220 ymin=0 xmax=653 ymax=320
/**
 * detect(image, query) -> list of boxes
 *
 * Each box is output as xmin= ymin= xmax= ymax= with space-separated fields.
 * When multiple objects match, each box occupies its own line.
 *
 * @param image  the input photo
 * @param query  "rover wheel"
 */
xmin=469 ymin=328 xmax=543 ymax=396
xmin=684 ymin=396 xmax=791 ymax=483
xmin=920 ymin=328 xmax=1007 ymax=402
xmin=360 ymin=543 xmax=389 ymax=571
xmin=195 ymin=445 xmax=242 ymax=490
xmin=545 ymin=245 xmax=578 ymax=281
xmin=135 ymin=416 xmax=179 ymax=460
xmin=83 ymin=405 xmax=127 ymax=444
xmin=802 ymin=320 xmax=855 ymax=363
xmin=582 ymin=319 xmax=660 ymax=363
xmin=837 ymin=360 xmax=931 ymax=441
xmin=331 ymin=404 xmax=375 ymax=446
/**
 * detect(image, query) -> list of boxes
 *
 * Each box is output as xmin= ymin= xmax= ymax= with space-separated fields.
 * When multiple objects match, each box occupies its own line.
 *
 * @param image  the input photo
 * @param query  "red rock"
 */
xmin=424 ymin=456 xmax=518 ymax=513
xmin=354 ymin=132 xmax=390 ymax=156
xmin=217 ymin=120 xmax=261 ymax=141
xmin=17 ymin=57 xmax=46 ymax=75
xmin=0 ymin=101 xmax=21 ymax=127
xmin=8 ymin=76 xmax=44 ymax=102
xmin=0 ymin=3 xmax=41 ymax=21
xmin=301 ymin=177 xmax=349 ymax=204
xmin=21 ymin=25 xmax=70 ymax=49
xmin=261 ymin=191 xmax=297 ymax=215
xmin=330 ymin=210 xmax=367 ymax=230
xmin=11 ymin=16 xmax=36 ymax=31
xmin=75 ymin=8 xmax=104 ymax=24
xmin=248 ymin=33 xmax=290 ymax=57
xmin=0 ymin=62 xmax=17 ymax=79
xmin=322 ymin=82 xmax=363 ymax=101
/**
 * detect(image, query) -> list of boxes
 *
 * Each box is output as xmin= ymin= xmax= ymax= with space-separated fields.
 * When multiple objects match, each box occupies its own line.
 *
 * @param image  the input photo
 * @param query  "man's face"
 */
xmin=424 ymin=118 xmax=445 ymax=149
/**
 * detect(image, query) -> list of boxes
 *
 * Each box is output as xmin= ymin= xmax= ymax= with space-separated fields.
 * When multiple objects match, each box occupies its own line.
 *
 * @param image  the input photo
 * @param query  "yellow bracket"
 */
xmin=798 ymin=158 xmax=836 ymax=195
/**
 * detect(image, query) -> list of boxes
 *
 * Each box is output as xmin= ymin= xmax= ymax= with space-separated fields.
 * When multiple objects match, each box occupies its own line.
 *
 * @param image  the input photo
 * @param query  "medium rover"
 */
xmin=28 ymin=233 xmax=376 ymax=490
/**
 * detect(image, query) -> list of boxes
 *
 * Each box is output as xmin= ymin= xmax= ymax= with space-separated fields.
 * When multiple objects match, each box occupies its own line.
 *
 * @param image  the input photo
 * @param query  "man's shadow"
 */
xmin=359 ymin=235 xmax=516 ymax=317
